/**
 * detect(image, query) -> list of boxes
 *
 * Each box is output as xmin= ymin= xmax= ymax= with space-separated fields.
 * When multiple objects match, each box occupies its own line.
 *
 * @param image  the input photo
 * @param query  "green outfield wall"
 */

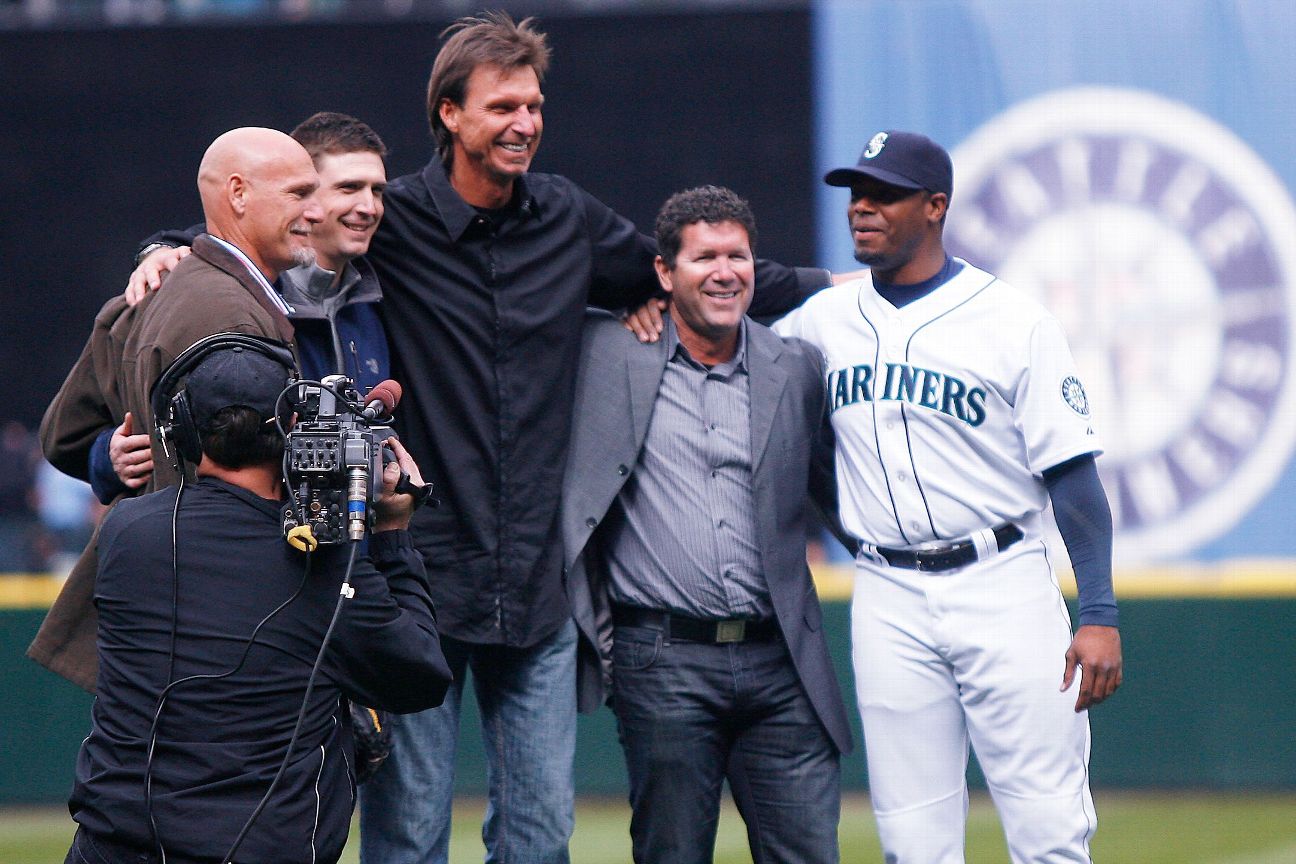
xmin=4 ymin=594 xmax=1293 ymax=805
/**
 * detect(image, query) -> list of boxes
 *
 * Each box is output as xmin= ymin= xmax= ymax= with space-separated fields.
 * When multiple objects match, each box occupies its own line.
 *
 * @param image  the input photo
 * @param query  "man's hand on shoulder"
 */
xmin=1061 ymin=624 xmax=1123 ymax=712
xmin=621 ymin=297 xmax=668 ymax=343
xmin=125 ymin=245 xmax=191 ymax=306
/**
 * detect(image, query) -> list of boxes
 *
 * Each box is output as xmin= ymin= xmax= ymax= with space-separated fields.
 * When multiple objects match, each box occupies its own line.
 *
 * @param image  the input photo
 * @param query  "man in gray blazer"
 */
xmin=562 ymin=186 xmax=852 ymax=864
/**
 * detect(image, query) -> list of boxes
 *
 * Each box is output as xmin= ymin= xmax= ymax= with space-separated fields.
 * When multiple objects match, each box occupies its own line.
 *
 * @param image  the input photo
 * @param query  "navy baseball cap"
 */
xmin=185 ymin=345 xmax=293 ymax=431
xmin=824 ymin=130 xmax=953 ymax=197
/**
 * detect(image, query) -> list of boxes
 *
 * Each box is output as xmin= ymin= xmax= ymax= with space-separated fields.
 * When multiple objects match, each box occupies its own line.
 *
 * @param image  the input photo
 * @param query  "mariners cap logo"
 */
xmin=1061 ymin=376 xmax=1090 ymax=417
xmin=864 ymin=132 xmax=888 ymax=159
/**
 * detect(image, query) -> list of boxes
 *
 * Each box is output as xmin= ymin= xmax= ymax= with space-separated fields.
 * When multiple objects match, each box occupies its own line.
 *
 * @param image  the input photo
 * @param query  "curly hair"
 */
xmin=654 ymin=185 xmax=758 ymax=269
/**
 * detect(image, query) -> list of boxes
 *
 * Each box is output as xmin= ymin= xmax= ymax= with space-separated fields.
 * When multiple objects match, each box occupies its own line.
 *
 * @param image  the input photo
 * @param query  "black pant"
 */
xmin=610 ymin=624 xmax=841 ymax=864
xmin=65 ymin=829 xmax=157 ymax=864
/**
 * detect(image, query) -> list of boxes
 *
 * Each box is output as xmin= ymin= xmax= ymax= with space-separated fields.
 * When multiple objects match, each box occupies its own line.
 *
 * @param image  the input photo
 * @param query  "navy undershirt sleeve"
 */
xmin=87 ymin=427 xmax=129 ymax=505
xmin=1043 ymin=454 xmax=1118 ymax=627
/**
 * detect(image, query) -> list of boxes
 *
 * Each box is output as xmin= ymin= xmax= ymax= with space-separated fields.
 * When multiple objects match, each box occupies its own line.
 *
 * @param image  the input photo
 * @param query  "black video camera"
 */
xmin=281 ymin=374 xmax=396 ymax=546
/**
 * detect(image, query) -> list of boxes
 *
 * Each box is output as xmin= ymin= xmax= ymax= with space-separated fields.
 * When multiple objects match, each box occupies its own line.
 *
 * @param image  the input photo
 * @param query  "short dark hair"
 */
xmin=290 ymin=112 xmax=387 ymax=162
xmin=426 ymin=11 xmax=551 ymax=164
xmin=654 ymin=185 xmax=758 ymax=269
xmin=200 ymin=406 xmax=284 ymax=470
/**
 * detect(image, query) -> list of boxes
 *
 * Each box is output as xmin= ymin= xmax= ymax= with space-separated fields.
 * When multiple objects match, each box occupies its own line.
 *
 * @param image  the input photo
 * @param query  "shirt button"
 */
xmin=585 ymin=517 xmax=598 ymax=529
xmin=897 ymin=471 xmax=908 ymax=482
xmin=617 ymin=464 xmax=629 ymax=476
xmin=887 ymin=422 xmax=896 ymax=430
xmin=911 ymin=521 xmax=921 ymax=531
xmin=711 ymin=470 xmax=717 ymax=478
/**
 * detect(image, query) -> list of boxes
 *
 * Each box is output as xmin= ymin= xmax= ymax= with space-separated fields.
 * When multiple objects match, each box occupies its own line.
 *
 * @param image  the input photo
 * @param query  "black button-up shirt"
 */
xmin=367 ymin=155 xmax=828 ymax=646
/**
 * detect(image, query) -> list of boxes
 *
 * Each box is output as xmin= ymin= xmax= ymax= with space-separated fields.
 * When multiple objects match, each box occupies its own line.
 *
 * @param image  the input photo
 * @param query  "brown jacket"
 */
xmin=32 ymin=235 xmax=295 ymax=690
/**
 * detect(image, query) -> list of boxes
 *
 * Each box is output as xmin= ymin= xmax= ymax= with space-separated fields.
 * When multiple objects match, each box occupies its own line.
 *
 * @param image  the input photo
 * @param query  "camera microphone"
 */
xmin=361 ymin=380 xmax=403 ymax=420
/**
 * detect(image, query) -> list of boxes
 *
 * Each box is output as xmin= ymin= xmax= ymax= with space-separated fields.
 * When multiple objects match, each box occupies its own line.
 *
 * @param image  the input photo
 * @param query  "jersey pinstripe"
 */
xmin=774 ymin=259 xmax=1100 ymax=547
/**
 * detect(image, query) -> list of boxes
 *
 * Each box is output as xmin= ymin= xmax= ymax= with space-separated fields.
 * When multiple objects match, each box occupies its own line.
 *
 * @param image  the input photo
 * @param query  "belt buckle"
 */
xmin=911 ymin=540 xmax=947 ymax=573
xmin=715 ymin=620 xmax=746 ymax=643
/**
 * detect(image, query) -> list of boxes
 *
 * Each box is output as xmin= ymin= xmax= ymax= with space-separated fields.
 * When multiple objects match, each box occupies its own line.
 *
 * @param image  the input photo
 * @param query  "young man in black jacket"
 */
xmin=65 ymin=341 xmax=450 ymax=864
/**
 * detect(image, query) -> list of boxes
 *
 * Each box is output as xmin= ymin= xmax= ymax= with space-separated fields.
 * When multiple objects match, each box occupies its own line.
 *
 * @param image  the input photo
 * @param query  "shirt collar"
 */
xmin=207 ymin=235 xmax=294 ymax=315
xmin=286 ymin=260 xmax=361 ymax=303
xmin=195 ymin=474 xmax=288 ymax=516
xmin=666 ymin=316 xmax=748 ymax=378
xmin=421 ymin=155 xmax=540 ymax=242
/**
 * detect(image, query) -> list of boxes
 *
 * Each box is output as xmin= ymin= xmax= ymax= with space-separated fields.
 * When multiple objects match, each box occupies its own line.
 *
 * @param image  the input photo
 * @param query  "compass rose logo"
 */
xmin=946 ymin=87 xmax=1296 ymax=562
xmin=1061 ymin=376 xmax=1090 ymax=418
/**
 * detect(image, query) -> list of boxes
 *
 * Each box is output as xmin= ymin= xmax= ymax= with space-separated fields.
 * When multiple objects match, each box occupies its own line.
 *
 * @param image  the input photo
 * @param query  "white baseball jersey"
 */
xmin=775 ymin=259 xmax=1100 ymax=547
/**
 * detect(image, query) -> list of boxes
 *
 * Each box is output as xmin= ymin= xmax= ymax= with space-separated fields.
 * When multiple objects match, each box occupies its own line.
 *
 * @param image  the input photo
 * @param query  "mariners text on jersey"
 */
xmin=827 ymin=362 xmax=988 ymax=426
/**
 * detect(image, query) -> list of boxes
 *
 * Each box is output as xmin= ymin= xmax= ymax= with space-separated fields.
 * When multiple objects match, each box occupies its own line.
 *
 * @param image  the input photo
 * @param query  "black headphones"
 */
xmin=149 ymin=332 xmax=298 ymax=468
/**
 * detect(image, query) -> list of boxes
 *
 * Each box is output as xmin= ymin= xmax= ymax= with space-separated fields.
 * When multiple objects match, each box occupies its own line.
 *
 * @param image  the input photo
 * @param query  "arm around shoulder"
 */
xmin=579 ymin=184 xmax=661 ymax=311
xmin=41 ymin=296 xmax=134 ymax=481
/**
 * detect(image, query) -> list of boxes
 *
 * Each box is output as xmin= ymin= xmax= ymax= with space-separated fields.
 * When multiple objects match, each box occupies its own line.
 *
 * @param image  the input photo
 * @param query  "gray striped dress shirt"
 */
xmin=603 ymin=318 xmax=773 ymax=620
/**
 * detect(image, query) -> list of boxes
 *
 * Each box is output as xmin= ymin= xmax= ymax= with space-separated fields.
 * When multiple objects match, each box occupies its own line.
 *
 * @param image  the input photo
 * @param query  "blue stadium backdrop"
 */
xmin=814 ymin=0 xmax=1296 ymax=573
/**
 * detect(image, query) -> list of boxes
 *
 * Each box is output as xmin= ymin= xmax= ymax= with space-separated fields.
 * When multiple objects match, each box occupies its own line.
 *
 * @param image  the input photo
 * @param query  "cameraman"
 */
xmin=66 ymin=343 xmax=451 ymax=864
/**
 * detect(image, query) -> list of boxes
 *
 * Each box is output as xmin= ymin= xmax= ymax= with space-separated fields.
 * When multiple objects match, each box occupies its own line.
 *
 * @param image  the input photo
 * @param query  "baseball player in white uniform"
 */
xmin=775 ymin=130 xmax=1123 ymax=863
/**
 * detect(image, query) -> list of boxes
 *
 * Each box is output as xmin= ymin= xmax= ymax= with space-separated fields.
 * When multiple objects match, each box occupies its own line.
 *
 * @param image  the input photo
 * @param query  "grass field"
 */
xmin=4 ymin=792 xmax=1294 ymax=863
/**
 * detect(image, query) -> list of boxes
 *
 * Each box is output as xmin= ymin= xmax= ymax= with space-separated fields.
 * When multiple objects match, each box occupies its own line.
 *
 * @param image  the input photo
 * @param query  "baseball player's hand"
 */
xmin=621 ymin=297 xmax=668 ymax=343
xmin=1061 ymin=624 xmax=1122 ymax=712
xmin=110 ymin=412 xmax=154 ymax=489
xmin=125 ymin=245 xmax=190 ymax=306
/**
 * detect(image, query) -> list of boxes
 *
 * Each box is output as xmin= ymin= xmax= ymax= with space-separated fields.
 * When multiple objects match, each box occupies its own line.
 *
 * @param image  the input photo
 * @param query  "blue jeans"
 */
xmin=359 ymin=619 xmax=577 ymax=864
xmin=610 ymin=624 xmax=841 ymax=864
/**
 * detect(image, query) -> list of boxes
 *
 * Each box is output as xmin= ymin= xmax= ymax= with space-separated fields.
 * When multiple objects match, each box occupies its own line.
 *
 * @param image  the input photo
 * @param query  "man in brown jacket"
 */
xmin=33 ymin=127 xmax=322 ymax=688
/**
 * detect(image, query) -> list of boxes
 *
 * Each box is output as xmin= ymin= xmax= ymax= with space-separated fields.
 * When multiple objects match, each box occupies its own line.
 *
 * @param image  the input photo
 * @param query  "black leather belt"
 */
xmin=870 ymin=523 xmax=1024 ymax=572
xmin=611 ymin=604 xmax=779 ymax=644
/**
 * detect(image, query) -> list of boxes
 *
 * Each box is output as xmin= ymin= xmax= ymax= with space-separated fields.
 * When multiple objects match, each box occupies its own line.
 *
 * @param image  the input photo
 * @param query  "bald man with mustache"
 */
xmin=33 ymin=127 xmax=323 ymax=688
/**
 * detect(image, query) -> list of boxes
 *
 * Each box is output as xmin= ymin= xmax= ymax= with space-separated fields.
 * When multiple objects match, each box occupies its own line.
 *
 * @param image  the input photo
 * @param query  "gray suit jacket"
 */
xmin=561 ymin=310 xmax=852 ymax=754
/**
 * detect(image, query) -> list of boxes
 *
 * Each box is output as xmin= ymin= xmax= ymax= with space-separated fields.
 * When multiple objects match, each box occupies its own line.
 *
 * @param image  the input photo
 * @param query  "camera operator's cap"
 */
xmin=185 ymin=345 xmax=293 ymax=431
xmin=824 ymin=130 xmax=953 ymax=197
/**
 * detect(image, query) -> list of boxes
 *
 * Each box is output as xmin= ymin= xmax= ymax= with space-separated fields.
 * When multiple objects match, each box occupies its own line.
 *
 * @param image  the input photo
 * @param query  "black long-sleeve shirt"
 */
xmin=143 ymin=158 xmax=829 ymax=647
xmin=365 ymin=157 xmax=829 ymax=647
xmin=69 ymin=477 xmax=450 ymax=864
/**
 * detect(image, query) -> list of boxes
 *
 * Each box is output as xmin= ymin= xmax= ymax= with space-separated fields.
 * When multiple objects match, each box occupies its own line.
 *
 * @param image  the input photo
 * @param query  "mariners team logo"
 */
xmin=863 ymin=132 xmax=888 ymax=158
xmin=946 ymin=87 xmax=1296 ymax=563
xmin=1061 ymin=376 xmax=1090 ymax=417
